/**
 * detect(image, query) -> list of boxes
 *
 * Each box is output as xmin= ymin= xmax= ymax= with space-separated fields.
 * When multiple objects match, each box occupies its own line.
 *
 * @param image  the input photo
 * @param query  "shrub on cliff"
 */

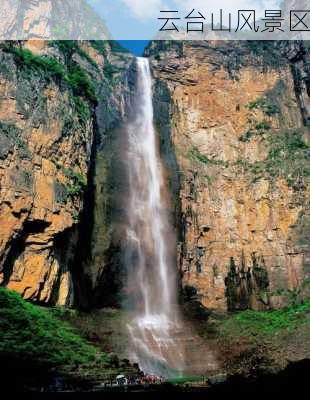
xmin=2 ymin=44 xmax=97 ymax=105
xmin=3 ymin=45 xmax=65 ymax=80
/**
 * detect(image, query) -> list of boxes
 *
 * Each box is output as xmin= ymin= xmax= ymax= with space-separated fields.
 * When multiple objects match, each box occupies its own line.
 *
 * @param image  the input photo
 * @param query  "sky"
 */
xmin=87 ymin=0 xmax=282 ymax=40
xmin=118 ymin=40 xmax=150 ymax=55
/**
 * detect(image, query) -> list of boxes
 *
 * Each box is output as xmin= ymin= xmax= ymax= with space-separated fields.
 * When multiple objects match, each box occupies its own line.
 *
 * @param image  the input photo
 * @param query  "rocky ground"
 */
xmin=64 ymin=299 xmax=310 ymax=386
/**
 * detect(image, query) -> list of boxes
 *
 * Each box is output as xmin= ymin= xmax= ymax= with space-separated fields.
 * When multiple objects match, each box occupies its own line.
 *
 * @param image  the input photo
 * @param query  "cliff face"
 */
xmin=0 ymin=0 xmax=109 ymax=40
xmin=1 ymin=39 xmax=309 ymax=314
xmin=0 ymin=40 xmax=132 ymax=306
xmin=148 ymin=41 xmax=310 ymax=312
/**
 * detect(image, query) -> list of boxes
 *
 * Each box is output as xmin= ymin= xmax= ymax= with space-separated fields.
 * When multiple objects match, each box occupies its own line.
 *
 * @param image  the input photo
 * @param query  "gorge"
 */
xmin=0 ymin=39 xmax=309 ymax=391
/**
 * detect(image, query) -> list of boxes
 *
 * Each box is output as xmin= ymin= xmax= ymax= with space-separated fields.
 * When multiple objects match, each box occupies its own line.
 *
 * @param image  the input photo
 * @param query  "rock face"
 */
xmin=148 ymin=41 xmax=310 ymax=311
xmin=0 ymin=40 xmax=133 ymax=306
xmin=0 ymin=0 xmax=109 ymax=40
xmin=1 ymin=39 xmax=309 ymax=313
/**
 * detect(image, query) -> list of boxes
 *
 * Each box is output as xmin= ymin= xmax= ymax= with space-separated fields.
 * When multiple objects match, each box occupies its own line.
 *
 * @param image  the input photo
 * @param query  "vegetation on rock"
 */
xmin=218 ymin=300 xmax=310 ymax=338
xmin=0 ymin=287 xmax=108 ymax=369
xmin=2 ymin=43 xmax=97 ymax=107
xmin=54 ymin=166 xmax=88 ymax=203
xmin=51 ymin=41 xmax=99 ymax=70
xmin=0 ymin=121 xmax=30 ymax=159
xmin=247 ymin=97 xmax=279 ymax=116
xmin=4 ymin=46 xmax=65 ymax=79
xmin=197 ymin=300 xmax=310 ymax=377
xmin=187 ymin=128 xmax=309 ymax=189
xmin=187 ymin=147 xmax=229 ymax=168
xmin=238 ymin=129 xmax=310 ymax=187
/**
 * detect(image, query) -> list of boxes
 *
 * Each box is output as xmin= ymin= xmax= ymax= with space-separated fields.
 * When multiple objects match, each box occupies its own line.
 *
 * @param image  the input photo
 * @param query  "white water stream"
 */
xmin=124 ymin=58 xmax=185 ymax=376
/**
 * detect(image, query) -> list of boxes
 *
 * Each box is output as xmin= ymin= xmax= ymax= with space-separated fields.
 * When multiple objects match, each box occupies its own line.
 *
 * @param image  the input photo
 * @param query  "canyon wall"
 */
xmin=1 ymin=39 xmax=309 ymax=313
xmin=148 ymin=41 xmax=310 ymax=311
xmin=0 ymin=0 xmax=109 ymax=40
xmin=0 ymin=40 xmax=133 ymax=306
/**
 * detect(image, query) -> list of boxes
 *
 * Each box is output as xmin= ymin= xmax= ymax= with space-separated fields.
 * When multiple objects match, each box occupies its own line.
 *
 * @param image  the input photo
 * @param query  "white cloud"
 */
xmin=120 ymin=0 xmax=281 ymax=20
xmin=121 ymin=0 xmax=168 ymax=19
xmin=172 ymin=0 xmax=281 ymax=17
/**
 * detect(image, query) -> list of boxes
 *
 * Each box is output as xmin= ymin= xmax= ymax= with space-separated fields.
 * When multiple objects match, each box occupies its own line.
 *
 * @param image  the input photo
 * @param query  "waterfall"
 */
xmin=123 ymin=57 xmax=185 ymax=376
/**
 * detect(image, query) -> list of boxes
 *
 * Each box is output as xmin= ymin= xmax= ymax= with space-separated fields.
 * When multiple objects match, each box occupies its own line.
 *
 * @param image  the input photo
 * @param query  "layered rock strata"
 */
xmin=148 ymin=41 xmax=310 ymax=311
xmin=0 ymin=40 xmax=132 ymax=306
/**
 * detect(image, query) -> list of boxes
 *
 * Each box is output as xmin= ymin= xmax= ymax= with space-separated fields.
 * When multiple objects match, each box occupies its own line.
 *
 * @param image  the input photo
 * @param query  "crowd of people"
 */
xmin=115 ymin=374 xmax=165 ymax=386
xmin=134 ymin=374 xmax=165 ymax=385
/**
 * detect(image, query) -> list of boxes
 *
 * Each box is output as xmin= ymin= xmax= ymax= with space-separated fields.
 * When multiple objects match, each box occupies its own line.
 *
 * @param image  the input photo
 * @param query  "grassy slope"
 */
xmin=1 ymin=286 xmax=309 ymax=386
xmin=218 ymin=301 xmax=310 ymax=337
xmin=199 ymin=301 xmax=310 ymax=377
xmin=0 ymin=287 xmax=120 ymax=382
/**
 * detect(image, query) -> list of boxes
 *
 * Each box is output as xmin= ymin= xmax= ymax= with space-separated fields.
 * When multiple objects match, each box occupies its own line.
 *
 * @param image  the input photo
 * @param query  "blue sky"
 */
xmin=87 ymin=0 xmax=281 ymax=40
xmin=118 ymin=40 xmax=150 ymax=55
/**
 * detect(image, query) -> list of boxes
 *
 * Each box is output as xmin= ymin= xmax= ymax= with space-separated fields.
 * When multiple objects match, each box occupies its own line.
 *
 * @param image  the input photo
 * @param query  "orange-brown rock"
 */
xmin=149 ymin=41 xmax=310 ymax=311
xmin=0 ymin=40 xmax=132 ymax=306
